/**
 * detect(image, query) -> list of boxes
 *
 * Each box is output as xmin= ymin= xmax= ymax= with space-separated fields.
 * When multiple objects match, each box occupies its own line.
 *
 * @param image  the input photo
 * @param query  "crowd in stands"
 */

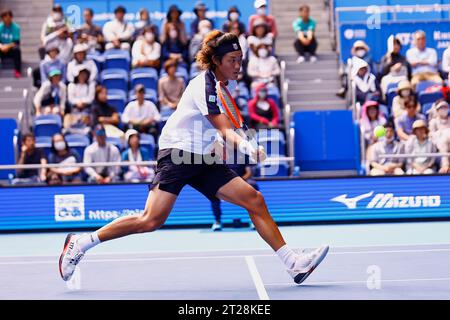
xmin=338 ymin=30 xmax=450 ymax=176
xmin=8 ymin=0 xmax=287 ymax=185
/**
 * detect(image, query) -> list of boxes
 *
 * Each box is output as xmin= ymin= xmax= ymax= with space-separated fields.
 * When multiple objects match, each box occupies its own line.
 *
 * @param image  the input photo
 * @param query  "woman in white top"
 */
xmin=247 ymin=18 xmax=273 ymax=58
xmin=131 ymin=26 xmax=161 ymax=69
xmin=59 ymin=31 xmax=329 ymax=286
xmin=247 ymin=43 xmax=280 ymax=89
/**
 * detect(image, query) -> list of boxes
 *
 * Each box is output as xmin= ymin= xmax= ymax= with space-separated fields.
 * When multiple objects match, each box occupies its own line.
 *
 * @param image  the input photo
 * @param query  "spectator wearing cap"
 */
xmin=121 ymin=129 xmax=154 ymax=183
xmin=351 ymin=57 xmax=378 ymax=105
xmin=247 ymin=43 xmax=280 ymax=90
xmin=395 ymin=95 xmax=426 ymax=142
xmin=293 ymin=5 xmax=317 ymax=64
xmin=360 ymin=100 xmax=387 ymax=147
xmin=248 ymin=0 xmax=277 ymax=39
xmin=161 ymin=22 xmax=189 ymax=67
xmin=405 ymin=120 xmax=436 ymax=175
xmin=84 ymin=124 xmax=121 ymax=184
xmin=222 ymin=6 xmax=246 ymax=36
xmin=122 ymin=84 xmax=161 ymax=136
xmin=40 ymin=44 xmax=66 ymax=84
xmin=103 ymin=6 xmax=135 ymax=51
xmin=190 ymin=1 xmax=214 ymax=37
xmin=248 ymin=83 xmax=280 ymax=129
xmin=391 ymin=80 xmax=420 ymax=120
xmin=160 ymin=5 xmax=188 ymax=46
xmin=158 ymin=59 xmax=185 ymax=117
xmin=33 ymin=67 xmax=67 ymax=116
xmin=189 ymin=19 xmax=212 ymax=62
xmin=15 ymin=133 xmax=47 ymax=184
xmin=429 ymin=100 xmax=450 ymax=146
xmin=66 ymin=43 xmax=98 ymax=83
xmin=65 ymin=68 xmax=94 ymax=135
xmin=91 ymin=86 xmax=120 ymax=129
xmin=40 ymin=4 xmax=70 ymax=47
xmin=247 ymin=18 xmax=273 ymax=58
xmin=406 ymin=30 xmax=442 ymax=88
xmin=369 ymin=122 xmax=405 ymax=176
xmin=131 ymin=25 xmax=161 ymax=69
xmin=48 ymin=133 xmax=82 ymax=184
xmin=442 ymin=46 xmax=450 ymax=82
xmin=77 ymin=8 xmax=105 ymax=53
xmin=43 ymin=24 xmax=73 ymax=65
xmin=0 ymin=9 xmax=21 ymax=78
xmin=134 ymin=8 xmax=159 ymax=41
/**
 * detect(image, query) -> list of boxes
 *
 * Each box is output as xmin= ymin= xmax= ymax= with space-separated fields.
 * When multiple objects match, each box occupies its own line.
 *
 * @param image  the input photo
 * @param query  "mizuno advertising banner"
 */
xmin=0 ymin=175 xmax=449 ymax=231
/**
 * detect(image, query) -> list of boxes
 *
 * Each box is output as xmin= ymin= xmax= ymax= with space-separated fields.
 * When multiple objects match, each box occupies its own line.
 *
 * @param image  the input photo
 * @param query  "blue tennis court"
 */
xmin=2 ymin=221 xmax=450 ymax=300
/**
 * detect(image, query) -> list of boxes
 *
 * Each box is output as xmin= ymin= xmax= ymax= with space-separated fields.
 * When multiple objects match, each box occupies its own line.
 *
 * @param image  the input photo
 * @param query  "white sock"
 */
xmin=77 ymin=232 xmax=101 ymax=253
xmin=276 ymin=245 xmax=298 ymax=269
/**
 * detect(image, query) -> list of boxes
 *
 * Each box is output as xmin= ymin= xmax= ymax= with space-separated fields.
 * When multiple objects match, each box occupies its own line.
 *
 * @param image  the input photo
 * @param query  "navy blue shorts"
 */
xmin=148 ymin=149 xmax=239 ymax=201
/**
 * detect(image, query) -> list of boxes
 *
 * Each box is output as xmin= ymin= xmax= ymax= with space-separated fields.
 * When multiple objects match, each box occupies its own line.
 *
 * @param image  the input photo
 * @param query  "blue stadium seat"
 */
xmin=130 ymin=68 xmax=158 ymax=91
xmin=160 ymin=107 xmax=175 ymax=121
xmin=35 ymin=136 xmax=52 ymax=158
xmin=86 ymin=52 xmax=104 ymax=75
xmin=418 ymin=91 xmax=444 ymax=106
xmin=33 ymin=115 xmax=62 ymax=137
xmin=65 ymin=134 xmax=91 ymax=158
xmin=387 ymin=87 xmax=397 ymax=108
xmin=257 ymin=129 xmax=286 ymax=156
xmin=107 ymin=89 xmax=127 ymax=113
xmin=238 ymin=82 xmax=250 ymax=100
xmin=103 ymin=49 xmax=130 ymax=71
xmin=255 ymin=159 xmax=289 ymax=177
xmin=139 ymin=133 xmax=156 ymax=160
xmin=128 ymin=88 xmax=158 ymax=105
xmin=422 ymin=102 xmax=434 ymax=117
xmin=0 ymin=119 xmax=17 ymax=179
xmin=160 ymin=66 xmax=189 ymax=83
xmin=416 ymin=80 xmax=438 ymax=93
xmin=106 ymin=137 xmax=124 ymax=151
xmin=189 ymin=62 xmax=200 ymax=79
xmin=101 ymin=69 xmax=129 ymax=92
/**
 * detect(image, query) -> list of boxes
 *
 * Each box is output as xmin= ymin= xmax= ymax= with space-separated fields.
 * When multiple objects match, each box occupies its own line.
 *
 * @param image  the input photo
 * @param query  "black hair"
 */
xmin=21 ymin=132 xmax=35 ymax=143
xmin=114 ymin=6 xmax=126 ymax=14
xmin=51 ymin=133 xmax=69 ymax=153
xmin=1 ymin=9 xmax=13 ymax=18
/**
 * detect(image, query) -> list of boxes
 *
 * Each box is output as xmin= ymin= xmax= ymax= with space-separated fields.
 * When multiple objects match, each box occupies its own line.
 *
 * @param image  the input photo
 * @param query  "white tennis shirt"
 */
xmin=158 ymin=69 xmax=237 ymax=155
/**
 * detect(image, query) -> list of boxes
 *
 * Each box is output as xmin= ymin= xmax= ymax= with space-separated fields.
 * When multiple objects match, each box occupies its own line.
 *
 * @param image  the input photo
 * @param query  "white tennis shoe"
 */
xmin=59 ymin=233 xmax=85 ymax=281
xmin=287 ymin=245 xmax=329 ymax=284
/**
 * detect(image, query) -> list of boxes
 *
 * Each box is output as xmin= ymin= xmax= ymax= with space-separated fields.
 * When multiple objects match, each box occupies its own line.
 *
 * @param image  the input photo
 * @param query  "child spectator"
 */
xmin=248 ymin=83 xmax=279 ymax=129
xmin=33 ymin=68 xmax=66 ymax=116
xmin=190 ymin=1 xmax=214 ymax=37
xmin=40 ymin=45 xmax=66 ymax=84
xmin=160 ymin=5 xmax=188 ymax=46
xmin=103 ymin=6 xmax=135 ymax=51
xmin=0 ymin=9 xmax=21 ymax=78
xmin=247 ymin=43 xmax=280 ymax=90
xmin=48 ymin=134 xmax=82 ymax=184
xmin=395 ymin=95 xmax=426 ymax=142
xmin=16 ymin=133 xmax=47 ymax=184
xmin=121 ymin=129 xmax=154 ymax=183
xmin=66 ymin=43 xmax=98 ymax=83
xmin=360 ymin=101 xmax=387 ymax=147
xmin=158 ymin=59 xmax=185 ymax=118
xmin=248 ymin=0 xmax=277 ymax=39
xmin=405 ymin=120 xmax=436 ymax=175
xmin=161 ymin=22 xmax=189 ymax=67
xmin=293 ymin=5 xmax=317 ymax=63
xmin=131 ymin=26 xmax=161 ymax=69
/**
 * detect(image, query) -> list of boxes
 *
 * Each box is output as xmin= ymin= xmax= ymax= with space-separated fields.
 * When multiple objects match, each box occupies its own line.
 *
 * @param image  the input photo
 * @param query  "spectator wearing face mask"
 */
xmin=369 ymin=122 xmax=405 ymax=176
xmin=392 ymin=80 xmax=420 ymax=120
xmin=395 ymin=95 xmax=426 ymax=142
xmin=222 ymin=6 xmax=246 ymax=36
xmin=40 ymin=5 xmax=71 ymax=49
xmin=43 ymin=25 xmax=73 ymax=65
xmin=293 ymin=5 xmax=317 ymax=64
xmin=247 ymin=18 xmax=273 ymax=59
xmin=134 ymin=8 xmax=159 ymax=41
xmin=131 ymin=26 xmax=161 ymax=69
xmin=248 ymin=83 xmax=280 ymax=129
xmin=247 ymin=43 xmax=280 ymax=90
xmin=103 ymin=6 xmax=135 ymax=51
xmin=248 ymin=0 xmax=277 ymax=39
xmin=405 ymin=120 xmax=436 ymax=175
xmin=160 ymin=5 xmax=188 ymax=46
xmin=161 ymin=22 xmax=189 ymax=67
xmin=351 ymin=57 xmax=378 ymax=105
xmin=429 ymin=100 xmax=450 ymax=145
xmin=189 ymin=19 xmax=212 ymax=62
xmin=48 ymin=133 xmax=82 ymax=184
xmin=190 ymin=1 xmax=214 ymax=37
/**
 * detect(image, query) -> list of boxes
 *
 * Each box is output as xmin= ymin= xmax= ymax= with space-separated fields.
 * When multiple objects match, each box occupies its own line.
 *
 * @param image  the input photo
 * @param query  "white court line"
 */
xmin=264 ymin=277 xmax=450 ymax=287
xmin=245 ymin=256 xmax=269 ymax=300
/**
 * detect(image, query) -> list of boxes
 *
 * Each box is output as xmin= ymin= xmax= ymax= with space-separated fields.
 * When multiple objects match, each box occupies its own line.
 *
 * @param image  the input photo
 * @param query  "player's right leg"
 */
xmin=58 ymin=185 xmax=177 ymax=281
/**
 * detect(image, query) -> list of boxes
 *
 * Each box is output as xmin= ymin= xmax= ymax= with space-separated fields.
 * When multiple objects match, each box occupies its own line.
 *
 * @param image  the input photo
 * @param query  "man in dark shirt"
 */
xmin=77 ymin=8 xmax=105 ymax=52
xmin=16 ymin=133 xmax=47 ymax=183
xmin=91 ymin=86 xmax=120 ymax=127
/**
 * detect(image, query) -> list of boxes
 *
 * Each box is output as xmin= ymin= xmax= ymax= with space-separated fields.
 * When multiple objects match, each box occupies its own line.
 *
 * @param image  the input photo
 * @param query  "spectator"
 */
xmin=103 ymin=6 xmax=135 ymax=51
xmin=429 ymin=100 xmax=450 ymax=145
xmin=369 ymin=122 xmax=405 ymax=176
xmin=48 ymin=133 xmax=82 ymax=184
xmin=33 ymin=68 xmax=66 ymax=116
xmin=122 ymin=84 xmax=161 ymax=136
xmin=190 ymin=1 xmax=214 ymax=37
xmin=160 ymin=5 xmax=188 ymax=46
xmin=247 ymin=43 xmax=280 ymax=90
xmin=83 ymin=124 xmax=121 ymax=183
xmin=16 ymin=133 xmax=47 ymax=183
xmin=66 ymin=43 xmax=98 ymax=83
xmin=392 ymin=80 xmax=420 ymax=120
xmin=247 ymin=18 xmax=273 ymax=58
xmin=189 ymin=19 xmax=212 ymax=62
xmin=438 ymin=128 xmax=450 ymax=174
xmin=39 ymin=44 xmax=66 ymax=84
xmin=227 ymin=20 xmax=248 ymax=60
xmin=121 ymin=129 xmax=154 ymax=183
xmin=43 ymin=25 xmax=73 ymax=65
xmin=40 ymin=4 xmax=70 ymax=48
xmin=158 ymin=59 xmax=185 ymax=118
xmin=406 ymin=30 xmax=442 ymax=88
xmin=222 ymin=6 xmax=246 ymax=36
xmin=248 ymin=0 xmax=277 ymax=39
xmin=360 ymin=101 xmax=387 ymax=146
xmin=395 ymin=95 xmax=426 ymax=141
xmin=134 ymin=8 xmax=159 ymax=41
xmin=161 ymin=22 xmax=189 ymax=67
xmin=47 ymin=171 xmax=63 ymax=185
xmin=351 ymin=57 xmax=378 ymax=105
xmin=405 ymin=120 xmax=436 ymax=175
xmin=91 ymin=86 xmax=121 ymax=130
xmin=248 ymin=83 xmax=280 ymax=129
xmin=0 ymin=9 xmax=21 ymax=78
xmin=77 ymin=8 xmax=105 ymax=53
xmin=64 ymin=68 xmax=94 ymax=135
xmin=131 ymin=25 xmax=161 ymax=69
xmin=293 ymin=5 xmax=317 ymax=64
xmin=442 ymin=45 xmax=450 ymax=82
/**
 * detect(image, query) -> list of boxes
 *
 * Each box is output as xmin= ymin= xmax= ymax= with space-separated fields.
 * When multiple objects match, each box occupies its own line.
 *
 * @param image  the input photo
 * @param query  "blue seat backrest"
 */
xmin=130 ymin=68 xmax=158 ymax=91
xmin=33 ymin=115 xmax=62 ymax=137
xmin=0 ymin=119 xmax=17 ymax=179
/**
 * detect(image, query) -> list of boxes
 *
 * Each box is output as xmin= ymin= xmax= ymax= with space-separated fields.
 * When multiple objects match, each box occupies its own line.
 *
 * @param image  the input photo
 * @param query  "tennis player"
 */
xmin=59 ymin=31 xmax=329 ymax=285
